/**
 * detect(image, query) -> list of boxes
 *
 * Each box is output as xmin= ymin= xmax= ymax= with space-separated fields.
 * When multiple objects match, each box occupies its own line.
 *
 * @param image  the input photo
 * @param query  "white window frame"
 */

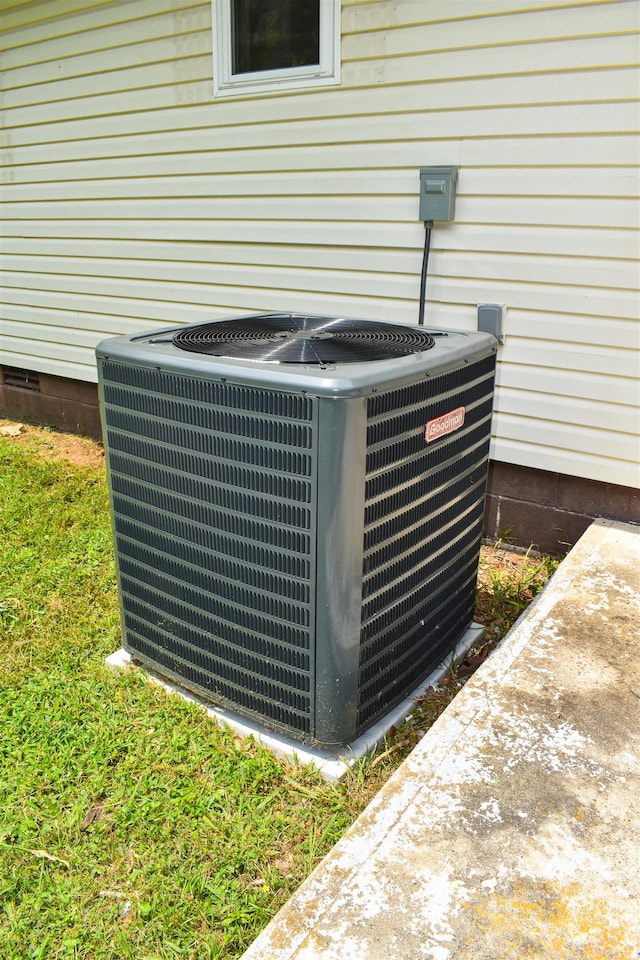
xmin=212 ymin=0 xmax=340 ymax=98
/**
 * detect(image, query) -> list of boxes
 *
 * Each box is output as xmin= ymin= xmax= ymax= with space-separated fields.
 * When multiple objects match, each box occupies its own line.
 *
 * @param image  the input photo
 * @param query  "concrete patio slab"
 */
xmin=241 ymin=519 xmax=640 ymax=960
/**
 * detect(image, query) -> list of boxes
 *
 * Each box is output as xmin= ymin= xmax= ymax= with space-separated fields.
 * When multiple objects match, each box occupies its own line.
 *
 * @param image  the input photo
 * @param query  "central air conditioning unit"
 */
xmin=96 ymin=314 xmax=497 ymax=748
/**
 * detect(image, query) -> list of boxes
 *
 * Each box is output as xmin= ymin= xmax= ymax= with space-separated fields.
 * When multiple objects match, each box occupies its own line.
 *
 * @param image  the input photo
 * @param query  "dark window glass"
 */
xmin=232 ymin=0 xmax=320 ymax=75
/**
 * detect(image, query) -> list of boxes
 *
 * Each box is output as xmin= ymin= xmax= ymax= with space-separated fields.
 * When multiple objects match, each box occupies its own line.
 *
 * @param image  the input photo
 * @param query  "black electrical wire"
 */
xmin=417 ymin=219 xmax=433 ymax=326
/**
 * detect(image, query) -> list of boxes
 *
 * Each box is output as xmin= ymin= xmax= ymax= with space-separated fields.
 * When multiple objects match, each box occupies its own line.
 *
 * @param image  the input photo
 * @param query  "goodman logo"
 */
xmin=425 ymin=406 xmax=465 ymax=443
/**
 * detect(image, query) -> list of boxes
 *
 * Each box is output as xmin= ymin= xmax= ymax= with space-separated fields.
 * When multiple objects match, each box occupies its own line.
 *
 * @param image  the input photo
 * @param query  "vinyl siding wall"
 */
xmin=1 ymin=0 xmax=638 ymax=487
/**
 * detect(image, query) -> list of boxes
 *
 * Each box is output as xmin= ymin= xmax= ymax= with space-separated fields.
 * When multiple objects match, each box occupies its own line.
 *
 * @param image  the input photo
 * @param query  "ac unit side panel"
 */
xmin=356 ymin=352 xmax=497 ymax=732
xmin=98 ymin=358 xmax=320 ymax=740
xmin=313 ymin=395 xmax=368 ymax=747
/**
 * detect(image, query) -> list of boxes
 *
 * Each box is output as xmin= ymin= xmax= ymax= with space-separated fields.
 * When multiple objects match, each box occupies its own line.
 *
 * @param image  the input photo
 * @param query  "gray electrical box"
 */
xmin=477 ymin=303 xmax=505 ymax=343
xmin=419 ymin=166 xmax=458 ymax=221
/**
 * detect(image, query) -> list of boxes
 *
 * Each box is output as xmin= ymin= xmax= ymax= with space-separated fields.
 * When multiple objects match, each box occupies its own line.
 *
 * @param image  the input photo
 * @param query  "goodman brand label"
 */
xmin=425 ymin=406 xmax=465 ymax=443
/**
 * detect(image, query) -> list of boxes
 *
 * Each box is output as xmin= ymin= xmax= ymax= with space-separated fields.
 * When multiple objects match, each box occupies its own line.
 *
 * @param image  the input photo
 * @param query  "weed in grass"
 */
xmin=475 ymin=543 xmax=559 ymax=644
xmin=0 ymin=425 xmax=558 ymax=959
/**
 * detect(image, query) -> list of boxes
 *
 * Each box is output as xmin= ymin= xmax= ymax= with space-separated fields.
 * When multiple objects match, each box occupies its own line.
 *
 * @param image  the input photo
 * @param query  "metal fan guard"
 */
xmin=172 ymin=314 xmax=436 ymax=363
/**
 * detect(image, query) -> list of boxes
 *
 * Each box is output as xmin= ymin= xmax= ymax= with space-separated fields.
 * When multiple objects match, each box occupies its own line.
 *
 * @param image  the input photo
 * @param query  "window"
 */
xmin=213 ymin=0 xmax=340 ymax=97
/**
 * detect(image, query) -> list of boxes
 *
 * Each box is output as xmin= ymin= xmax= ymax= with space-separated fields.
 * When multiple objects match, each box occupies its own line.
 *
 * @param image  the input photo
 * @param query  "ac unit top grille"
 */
xmin=172 ymin=314 xmax=436 ymax=364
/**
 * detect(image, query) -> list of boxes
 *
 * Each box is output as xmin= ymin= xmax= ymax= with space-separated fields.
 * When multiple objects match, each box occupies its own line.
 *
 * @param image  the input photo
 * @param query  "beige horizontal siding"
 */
xmin=3 ymin=223 xmax=640 ymax=260
xmin=3 ymin=135 xmax=637 ymax=183
xmin=2 ymin=216 xmax=636 ymax=265
xmin=2 ymin=247 xmax=638 ymax=296
xmin=1 ymin=0 xmax=638 ymax=487
xmin=4 ymin=48 xmax=638 ymax=124
xmin=3 ymin=167 xmax=639 ymax=201
xmin=3 ymin=102 xmax=636 ymax=161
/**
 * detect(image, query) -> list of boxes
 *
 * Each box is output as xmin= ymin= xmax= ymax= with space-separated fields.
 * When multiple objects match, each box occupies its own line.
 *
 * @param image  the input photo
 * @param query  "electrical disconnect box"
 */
xmin=419 ymin=166 xmax=458 ymax=222
xmin=477 ymin=303 xmax=505 ymax=343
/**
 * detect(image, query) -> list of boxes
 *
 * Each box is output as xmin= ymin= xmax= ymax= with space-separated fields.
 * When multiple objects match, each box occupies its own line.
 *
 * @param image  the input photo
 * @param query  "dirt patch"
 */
xmin=0 ymin=418 xmax=104 ymax=470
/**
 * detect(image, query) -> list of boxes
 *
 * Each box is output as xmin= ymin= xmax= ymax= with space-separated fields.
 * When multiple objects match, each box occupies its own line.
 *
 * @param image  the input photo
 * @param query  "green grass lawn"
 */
xmin=0 ymin=432 xmax=375 ymax=960
xmin=0 ymin=426 xmax=556 ymax=960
